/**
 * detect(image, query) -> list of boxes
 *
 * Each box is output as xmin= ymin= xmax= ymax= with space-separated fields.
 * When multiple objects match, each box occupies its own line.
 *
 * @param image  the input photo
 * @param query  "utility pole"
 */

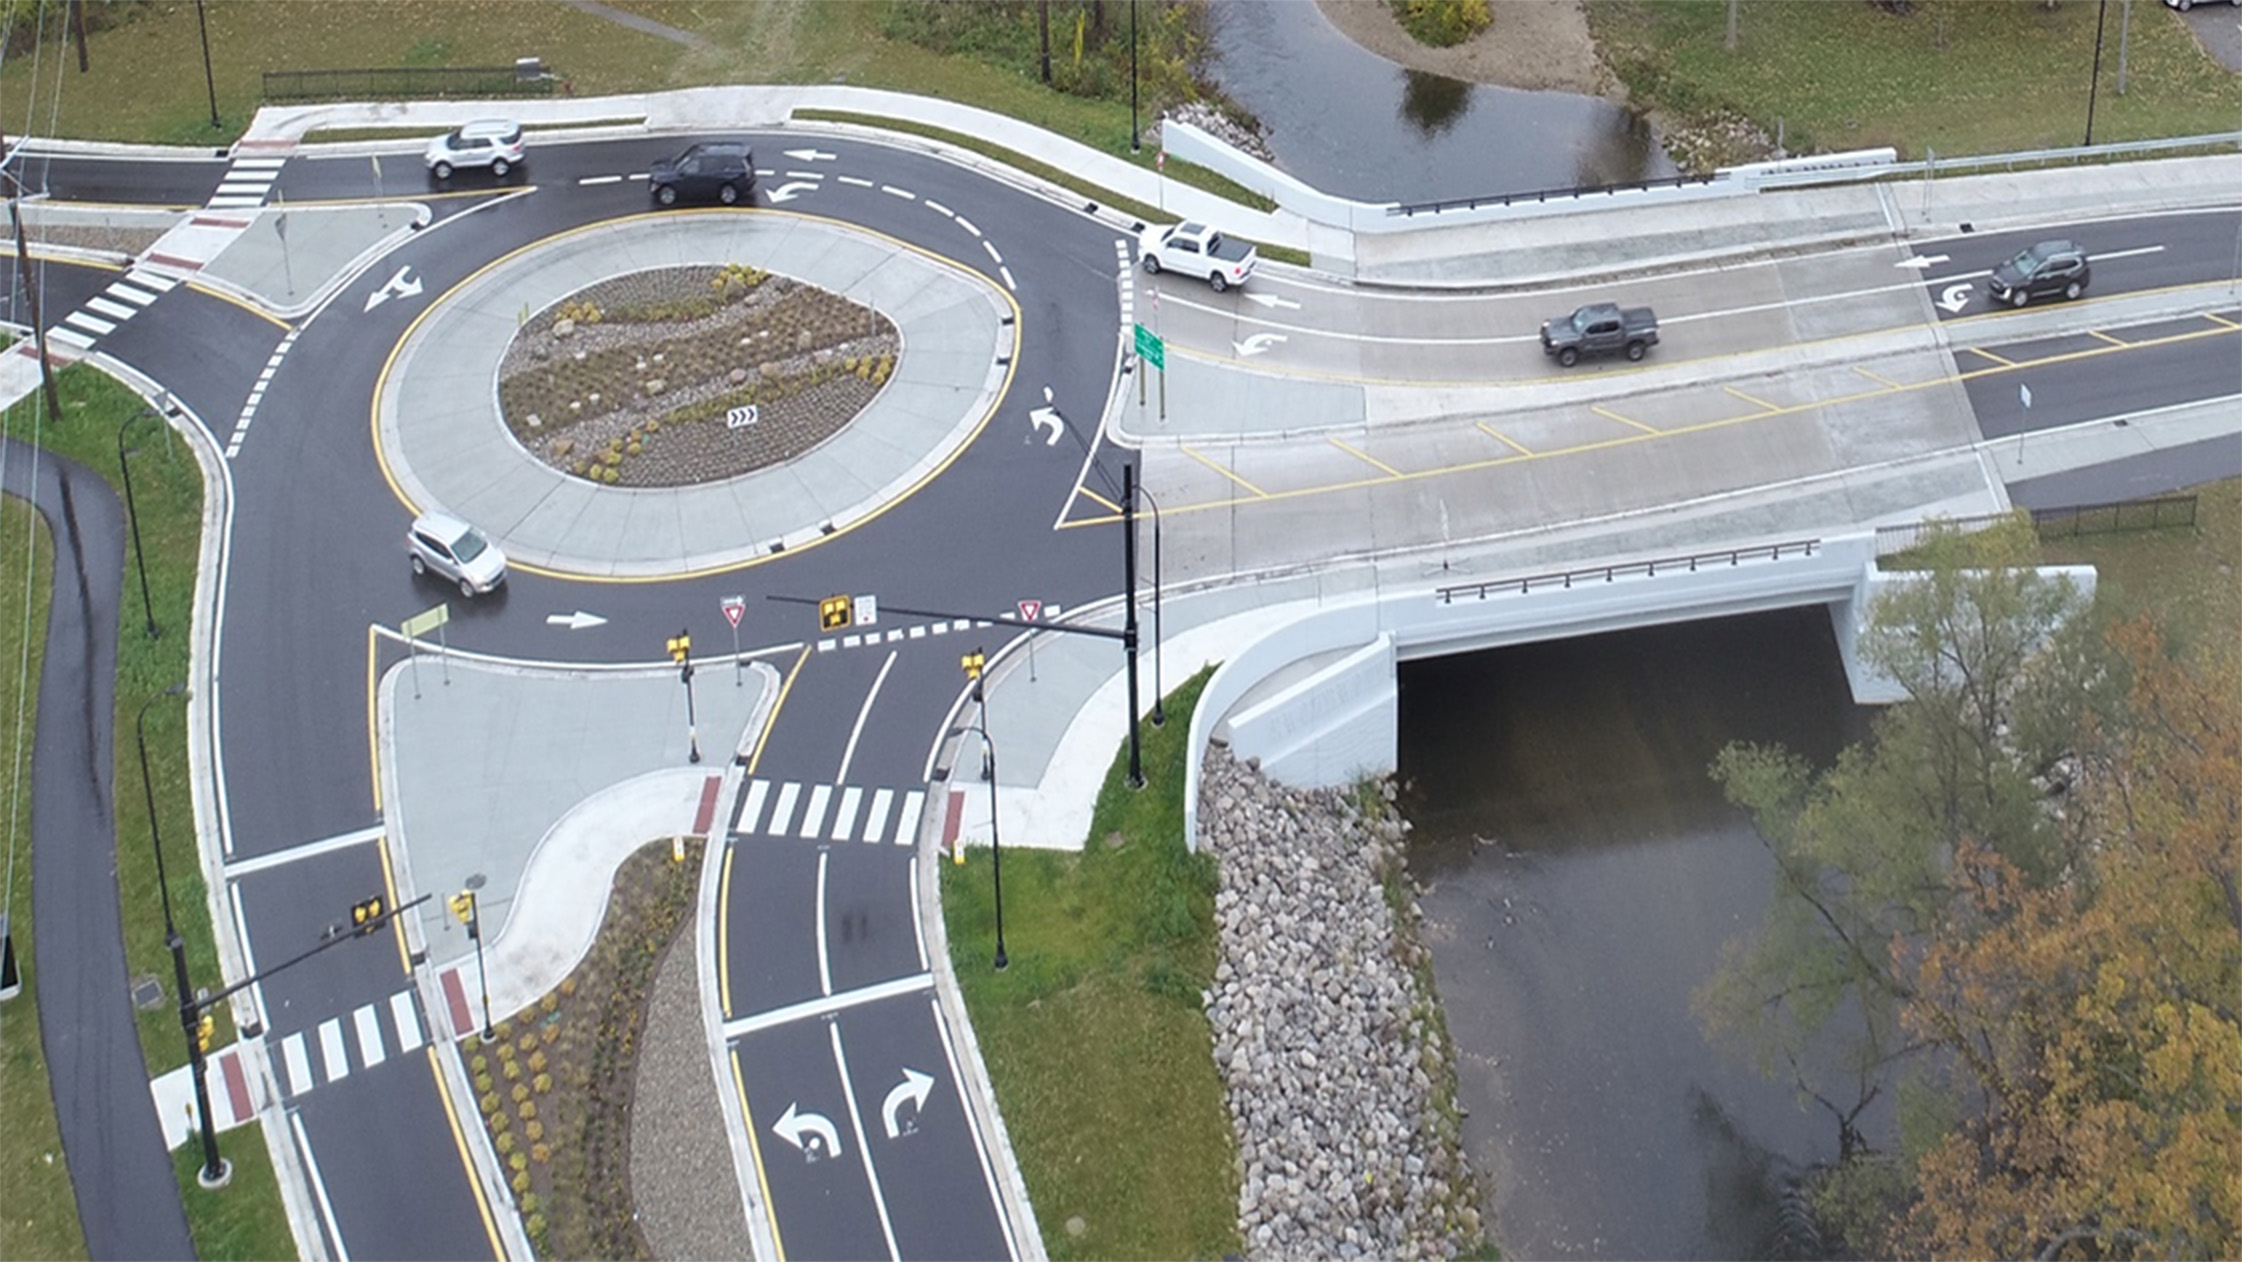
xmin=1038 ymin=0 xmax=1053 ymax=84
xmin=0 ymin=131 xmax=65 ymax=421
xmin=69 ymin=0 xmax=89 ymax=72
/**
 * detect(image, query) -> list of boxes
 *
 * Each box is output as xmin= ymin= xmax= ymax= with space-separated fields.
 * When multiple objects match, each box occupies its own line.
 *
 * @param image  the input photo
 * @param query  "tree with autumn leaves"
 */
xmin=1698 ymin=516 xmax=2240 ymax=1259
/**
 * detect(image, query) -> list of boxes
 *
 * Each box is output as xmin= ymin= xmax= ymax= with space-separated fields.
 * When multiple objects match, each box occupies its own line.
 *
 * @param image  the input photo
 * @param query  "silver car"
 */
xmin=408 ymin=512 xmax=508 ymax=597
xmin=424 ymin=120 xmax=525 ymax=180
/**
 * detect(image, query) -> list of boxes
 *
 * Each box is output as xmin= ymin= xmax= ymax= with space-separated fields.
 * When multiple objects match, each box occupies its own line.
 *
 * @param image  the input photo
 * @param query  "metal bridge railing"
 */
xmin=1434 ymin=539 xmax=1822 ymax=604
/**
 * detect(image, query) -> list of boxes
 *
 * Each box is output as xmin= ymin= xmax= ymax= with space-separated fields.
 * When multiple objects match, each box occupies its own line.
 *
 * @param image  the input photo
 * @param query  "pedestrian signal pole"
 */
xmin=451 ymin=892 xmax=494 ymax=1042
xmin=668 ymin=630 xmax=700 ymax=764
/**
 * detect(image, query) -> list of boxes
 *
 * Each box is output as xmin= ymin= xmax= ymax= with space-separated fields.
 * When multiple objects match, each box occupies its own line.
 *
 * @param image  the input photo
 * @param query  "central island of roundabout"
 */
xmin=376 ymin=210 xmax=1016 ymax=577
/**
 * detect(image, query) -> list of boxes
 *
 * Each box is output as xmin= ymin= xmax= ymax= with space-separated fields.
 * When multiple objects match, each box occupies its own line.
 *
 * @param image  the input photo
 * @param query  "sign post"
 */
xmin=1017 ymin=599 xmax=1042 ymax=682
xmin=1134 ymin=323 xmax=1166 ymax=421
xmin=721 ymin=594 xmax=746 ymax=685
xmin=400 ymin=603 xmax=451 ymax=696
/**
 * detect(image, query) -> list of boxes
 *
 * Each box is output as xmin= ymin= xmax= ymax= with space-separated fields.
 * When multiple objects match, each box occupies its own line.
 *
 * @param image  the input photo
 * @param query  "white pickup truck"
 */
xmin=1138 ymin=220 xmax=1257 ymax=292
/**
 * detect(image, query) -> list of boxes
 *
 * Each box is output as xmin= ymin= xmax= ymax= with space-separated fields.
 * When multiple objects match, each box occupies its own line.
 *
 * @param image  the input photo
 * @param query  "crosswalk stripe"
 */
xmin=863 ymin=789 xmax=894 ymax=844
xmin=390 ymin=991 xmax=425 ymax=1052
xmin=47 ymin=326 xmax=94 ymax=348
xmin=207 ymin=196 xmax=266 ymax=208
xmin=798 ymin=785 xmax=832 ymax=838
xmin=354 ymin=1004 xmax=387 ymax=1069
xmin=129 ymin=271 xmax=177 ymax=292
xmin=106 ymin=282 xmax=160 ymax=306
xmin=85 ymin=296 xmax=135 ymax=320
xmin=64 ymin=310 xmax=115 ymax=335
xmin=230 ymin=157 xmax=287 ymax=170
xmin=768 ymin=782 xmax=801 ymax=835
xmin=281 ymin=1032 xmax=312 ymax=1096
xmin=318 ymin=1018 xmax=349 ymax=1082
xmin=735 ymin=778 xmax=770 ymax=833
xmin=831 ymin=787 xmax=863 ymax=841
xmin=897 ymin=791 xmax=925 ymax=844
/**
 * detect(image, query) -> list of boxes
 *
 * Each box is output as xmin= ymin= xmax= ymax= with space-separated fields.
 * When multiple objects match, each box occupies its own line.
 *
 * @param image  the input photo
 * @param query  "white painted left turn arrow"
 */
xmin=773 ymin=1102 xmax=842 ymax=1160
xmin=1232 ymin=332 xmax=1288 ymax=357
xmin=766 ymin=181 xmax=821 ymax=204
xmin=1937 ymin=282 xmax=1973 ymax=314
xmin=1028 ymin=385 xmax=1064 ymax=446
xmin=783 ymin=148 xmax=837 ymax=162
xmin=545 ymin=611 xmax=607 ymax=630
xmin=364 ymin=265 xmax=424 ymax=312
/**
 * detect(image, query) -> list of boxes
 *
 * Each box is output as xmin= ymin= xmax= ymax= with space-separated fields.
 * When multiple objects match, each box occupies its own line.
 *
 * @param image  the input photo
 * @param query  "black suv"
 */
xmin=648 ymin=142 xmax=755 ymax=206
xmin=1986 ymin=239 xmax=2090 ymax=308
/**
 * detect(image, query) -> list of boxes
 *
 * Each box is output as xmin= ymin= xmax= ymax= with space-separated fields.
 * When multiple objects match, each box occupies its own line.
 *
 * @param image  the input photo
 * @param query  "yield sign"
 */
xmin=721 ymin=595 xmax=746 ymax=628
xmin=1017 ymin=599 xmax=1042 ymax=623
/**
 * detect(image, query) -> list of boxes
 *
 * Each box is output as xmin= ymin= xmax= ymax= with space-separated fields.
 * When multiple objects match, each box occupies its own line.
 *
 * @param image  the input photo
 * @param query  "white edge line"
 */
xmin=909 ymin=856 xmax=926 ymax=972
xmin=723 ymin=973 xmax=933 ymax=1038
xmin=815 ymin=850 xmax=833 ymax=996
xmin=829 ymin=1024 xmax=902 ymax=1260
xmin=928 ymin=994 xmax=1018 ymax=1260
xmin=289 ymin=1111 xmax=353 ymax=1262
xmin=226 ymin=882 xmax=270 ymax=1033
xmin=835 ymin=649 xmax=899 ymax=785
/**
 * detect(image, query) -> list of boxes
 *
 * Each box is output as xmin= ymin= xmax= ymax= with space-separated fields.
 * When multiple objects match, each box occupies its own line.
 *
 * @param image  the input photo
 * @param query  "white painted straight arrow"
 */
xmin=1896 ymin=254 xmax=1950 ymax=270
xmin=782 ymin=148 xmax=837 ymax=162
xmin=1243 ymin=292 xmax=1301 ymax=310
xmin=881 ymin=1068 xmax=934 ymax=1139
xmin=544 ymin=611 xmax=608 ymax=630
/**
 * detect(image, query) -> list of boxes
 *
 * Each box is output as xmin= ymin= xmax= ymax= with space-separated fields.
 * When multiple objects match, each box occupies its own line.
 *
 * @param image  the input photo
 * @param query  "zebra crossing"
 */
xmin=45 ymin=268 xmax=175 ymax=351
xmin=274 ymin=988 xmax=427 ymax=1099
xmin=816 ymin=606 xmax=1063 ymax=655
xmin=732 ymin=778 xmax=927 ymax=847
xmin=208 ymin=155 xmax=286 ymax=209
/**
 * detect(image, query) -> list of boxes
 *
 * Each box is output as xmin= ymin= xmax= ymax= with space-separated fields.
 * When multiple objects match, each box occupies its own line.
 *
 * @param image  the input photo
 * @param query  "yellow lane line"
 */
xmin=748 ymin=646 xmax=812 ymax=776
xmin=373 ymin=811 xmax=410 ymax=974
xmin=1722 ymin=385 xmax=1781 ymax=412
xmin=732 ymin=1049 xmax=787 ymax=1260
xmin=2206 ymin=311 xmax=2239 ymax=329
xmin=1181 ymin=445 xmax=1269 ymax=497
xmin=1327 ymin=436 xmax=1403 ymax=477
xmin=1475 ymin=422 xmax=1533 ymax=455
xmin=425 ymin=1047 xmax=507 ymax=1260
xmin=1075 ymin=485 xmax=1122 ymax=514
xmin=2089 ymin=329 xmax=2130 ymax=347
xmin=1591 ymin=404 xmax=1660 ymax=435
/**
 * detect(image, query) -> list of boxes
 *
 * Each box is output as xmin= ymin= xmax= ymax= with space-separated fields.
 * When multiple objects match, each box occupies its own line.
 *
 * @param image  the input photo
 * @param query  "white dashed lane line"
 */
xmin=881 ymin=184 xmax=914 ymax=199
xmin=576 ymin=174 xmax=625 ymax=186
xmin=838 ymin=175 xmax=875 ymax=188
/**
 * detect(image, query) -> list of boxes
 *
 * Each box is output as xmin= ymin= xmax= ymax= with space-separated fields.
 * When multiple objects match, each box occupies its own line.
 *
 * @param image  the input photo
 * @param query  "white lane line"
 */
xmin=907 ymin=625 xmax=926 ymax=640
xmin=842 ymin=633 xmax=863 ymax=649
xmin=817 ymin=639 xmax=838 ymax=653
xmin=799 ymin=785 xmax=833 ymax=839
xmin=1001 ymin=266 xmax=1016 ymax=292
xmin=736 ymin=778 xmax=771 ymax=833
xmin=354 ymin=1004 xmax=387 ymax=1069
xmin=389 ymin=991 xmax=424 ymax=1053
xmin=981 ymin=240 xmax=1002 ymax=265
xmin=290 ymin=1112 xmax=353 ymax=1262
xmin=924 ymin=200 xmax=954 ymax=218
xmin=896 ymin=791 xmax=925 ymax=845
xmin=723 ymin=972 xmax=933 ymax=1037
xmin=836 ymin=650 xmax=898 ymax=784
xmin=831 ymin=787 xmax=864 ymax=842
xmin=784 ymin=170 xmax=826 ymax=180
xmin=863 ymin=788 xmax=895 ymax=844
xmin=317 ymin=1018 xmax=349 ymax=1082
xmin=838 ymin=175 xmax=874 ymax=188
xmin=815 ymin=851 xmax=833 ymax=996
xmin=956 ymin=216 xmax=980 ymax=237
xmin=927 ymin=996 xmax=1016 ymax=1259
xmin=830 ymin=1024 xmax=903 ymax=1261
xmin=224 ymin=823 xmax=383 ymax=877
xmin=768 ymin=781 xmax=802 ymax=835
xmin=281 ymin=1032 xmax=313 ymax=1096
xmin=86 ymin=296 xmax=136 ymax=320
xmin=64 ymin=311 xmax=116 ymax=335
xmin=880 ymin=184 xmax=913 ymax=199
xmin=576 ymin=174 xmax=624 ymax=186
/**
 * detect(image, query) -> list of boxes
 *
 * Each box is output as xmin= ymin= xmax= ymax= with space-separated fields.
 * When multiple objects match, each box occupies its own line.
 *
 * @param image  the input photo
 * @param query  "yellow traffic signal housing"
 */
xmin=351 ymin=896 xmax=386 ymax=935
xmin=450 ymin=892 xmax=475 ymax=925
xmin=197 ymin=1012 xmax=216 ymax=1052
xmin=819 ymin=595 xmax=854 ymax=631
xmin=960 ymin=650 xmax=985 ymax=681
xmin=667 ymin=633 xmax=691 ymax=663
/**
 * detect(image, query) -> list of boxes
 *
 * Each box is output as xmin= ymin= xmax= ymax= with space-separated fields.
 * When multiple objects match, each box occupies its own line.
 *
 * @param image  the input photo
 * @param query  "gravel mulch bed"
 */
xmin=498 ymin=265 xmax=900 ymax=488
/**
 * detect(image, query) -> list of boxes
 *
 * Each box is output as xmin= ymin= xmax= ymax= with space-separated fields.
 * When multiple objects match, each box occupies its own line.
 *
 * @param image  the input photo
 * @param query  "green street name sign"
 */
xmin=1133 ymin=323 xmax=1165 ymax=371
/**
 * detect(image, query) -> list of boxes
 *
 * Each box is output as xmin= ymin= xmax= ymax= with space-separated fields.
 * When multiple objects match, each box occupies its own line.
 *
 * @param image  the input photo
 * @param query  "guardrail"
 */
xmin=1389 ymin=172 xmax=1719 ymax=218
xmin=1434 ymin=538 xmax=1822 ymax=604
xmin=262 ymin=64 xmax=558 ymax=103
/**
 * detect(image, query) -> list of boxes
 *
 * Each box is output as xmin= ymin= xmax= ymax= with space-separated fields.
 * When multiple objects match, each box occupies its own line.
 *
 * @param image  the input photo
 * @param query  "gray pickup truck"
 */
xmin=1540 ymin=302 xmax=1659 ymax=367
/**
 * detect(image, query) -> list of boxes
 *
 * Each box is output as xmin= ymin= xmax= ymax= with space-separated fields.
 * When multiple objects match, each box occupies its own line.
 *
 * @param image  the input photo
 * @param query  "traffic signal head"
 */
xmin=450 ymin=892 xmax=475 ymax=925
xmin=197 ymin=1012 xmax=216 ymax=1052
xmin=819 ymin=595 xmax=854 ymax=632
xmin=961 ymin=650 xmax=985 ymax=681
xmin=667 ymin=633 xmax=691 ymax=663
xmin=350 ymin=896 xmax=386 ymax=936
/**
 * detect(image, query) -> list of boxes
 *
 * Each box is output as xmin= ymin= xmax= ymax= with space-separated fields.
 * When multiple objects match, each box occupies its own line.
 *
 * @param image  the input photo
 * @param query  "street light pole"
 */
xmin=138 ymin=683 xmax=229 ymax=1189
xmin=1121 ymin=463 xmax=1144 ymax=788
xmin=193 ymin=0 xmax=220 ymax=131
xmin=669 ymin=629 xmax=700 ymax=763
xmin=2083 ymin=0 xmax=2109 ymax=147
xmin=1130 ymin=0 xmax=1140 ymax=154
xmin=116 ymin=411 xmax=160 ymax=639
xmin=1135 ymin=484 xmax=1166 ymax=726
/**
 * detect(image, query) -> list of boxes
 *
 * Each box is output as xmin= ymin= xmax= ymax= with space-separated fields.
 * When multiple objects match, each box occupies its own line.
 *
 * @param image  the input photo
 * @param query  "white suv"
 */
xmin=424 ymin=120 xmax=525 ymax=180
xmin=408 ymin=512 xmax=508 ymax=597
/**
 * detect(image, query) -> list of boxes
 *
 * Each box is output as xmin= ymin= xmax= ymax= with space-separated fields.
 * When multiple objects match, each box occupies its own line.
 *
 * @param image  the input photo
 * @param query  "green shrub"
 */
xmin=1391 ymin=0 xmax=1490 ymax=47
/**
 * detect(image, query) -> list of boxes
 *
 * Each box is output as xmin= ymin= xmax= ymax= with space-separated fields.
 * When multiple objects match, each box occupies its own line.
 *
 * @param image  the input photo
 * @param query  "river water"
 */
xmin=1203 ymin=0 xmax=1675 ymax=204
xmin=1397 ymin=608 xmax=1881 ymax=1259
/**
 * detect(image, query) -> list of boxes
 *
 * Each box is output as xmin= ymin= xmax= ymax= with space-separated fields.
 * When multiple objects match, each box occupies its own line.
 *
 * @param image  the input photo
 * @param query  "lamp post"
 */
xmin=2083 ymin=0 xmax=2109 ymax=147
xmin=963 ymin=650 xmax=1007 ymax=970
xmin=138 ymin=683 xmax=229 ymax=1189
xmin=1129 ymin=0 xmax=1140 ymax=155
xmin=1121 ymin=463 xmax=1144 ymax=789
xmin=454 ymin=891 xmax=494 ymax=1042
xmin=1134 ymin=484 xmax=1166 ymax=727
xmin=193 ymin=0 xmax=220 ymax=131
xmin=116 ymin=410 xmax=160 ymax=639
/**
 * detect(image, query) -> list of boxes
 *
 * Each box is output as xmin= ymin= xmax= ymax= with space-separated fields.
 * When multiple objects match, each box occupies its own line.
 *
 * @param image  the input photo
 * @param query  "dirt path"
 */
xmin=1311 ymin=0 xmax=1614 ymax=97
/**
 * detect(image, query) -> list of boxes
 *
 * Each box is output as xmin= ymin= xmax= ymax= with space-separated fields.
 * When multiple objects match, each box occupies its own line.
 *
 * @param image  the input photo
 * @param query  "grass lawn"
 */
xmin=2040 ymin=476 xmax=2242 ymax=648
xmin=941 ymin=667 xmax=1240 ymax=1261
xmin=1587 ymin=0 xmax=2242 ymax=160
xmin=0 ymin=368 xmax=290 ymax=1259
xmin=173 ymin=1135 xmax=293 ymax=1262
xmin=0 ymin=493 xmax=89 ymax=1262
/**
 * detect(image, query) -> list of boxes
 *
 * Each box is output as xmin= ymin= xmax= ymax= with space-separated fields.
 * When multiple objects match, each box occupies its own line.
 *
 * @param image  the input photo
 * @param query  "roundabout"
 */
xmin=375 ymin=211 xmax=1019 ymax=579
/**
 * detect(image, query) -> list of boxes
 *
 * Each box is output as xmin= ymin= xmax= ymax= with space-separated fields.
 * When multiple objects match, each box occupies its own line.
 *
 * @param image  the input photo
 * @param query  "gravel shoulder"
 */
xmin=1312 ymin=0 xmax=1614 ymax=97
